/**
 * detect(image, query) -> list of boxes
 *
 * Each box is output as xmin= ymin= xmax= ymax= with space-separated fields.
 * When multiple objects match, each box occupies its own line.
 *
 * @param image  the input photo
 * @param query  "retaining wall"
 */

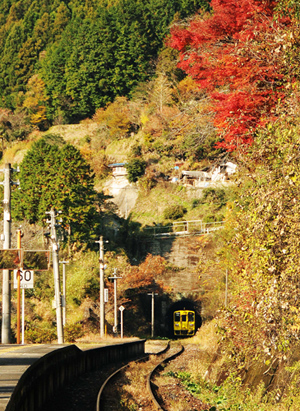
xmin=5 ymin=340 xmax=145 ymax=411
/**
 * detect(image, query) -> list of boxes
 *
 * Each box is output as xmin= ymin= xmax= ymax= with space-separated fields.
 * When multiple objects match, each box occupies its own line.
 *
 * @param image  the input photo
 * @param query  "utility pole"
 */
xmin=16 ymin=229 xmax=22 ymax=344
xmin=1 ymin=164 xmax=12 ymax=344
xmin=147 ymin=291 xmax=158 ymax=338
xmin=46 ymin=209 xmax=64 ymax=344
xmin=0 ymin=164 xmax=19 ymax=344
xmin=59 ymin=261 xmax=69 ymax=326
xmin=108 ymin=268 xmax=122 ymax=335
xmin=96 ymin=236 xmax=105 ymax=338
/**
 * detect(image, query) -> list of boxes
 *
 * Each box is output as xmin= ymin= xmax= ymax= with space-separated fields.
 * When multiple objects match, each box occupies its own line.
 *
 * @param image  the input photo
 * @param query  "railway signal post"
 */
xmin=108 ymin=268 xmax=122 ymax=336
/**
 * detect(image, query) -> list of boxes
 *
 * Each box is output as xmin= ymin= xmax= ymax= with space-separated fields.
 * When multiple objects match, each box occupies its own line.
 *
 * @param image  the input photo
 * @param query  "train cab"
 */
xmin=173 ymin=310 xmax=195 ymax=337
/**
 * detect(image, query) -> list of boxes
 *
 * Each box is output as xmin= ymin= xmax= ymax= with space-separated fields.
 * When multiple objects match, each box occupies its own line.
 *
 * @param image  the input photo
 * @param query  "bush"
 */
xmin=64 ymin=323 xmax=84 ymax=343
xmin=126 ymin=158 xmax=147 ymax=183
xmin=191 ymin=198 xmax=201 ymax=208
xmin=25 ymin=323 xmax=56 ymax=343
xmin=163 ymin=205 xmax=187 ymax=220
xmin=200 ymin=188 xmax=228 ymax=208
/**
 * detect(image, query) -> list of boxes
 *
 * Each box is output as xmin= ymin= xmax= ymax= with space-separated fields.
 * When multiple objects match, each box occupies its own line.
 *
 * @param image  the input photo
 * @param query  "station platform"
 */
xmin=0 ymin=344 xmax=66 ymax=411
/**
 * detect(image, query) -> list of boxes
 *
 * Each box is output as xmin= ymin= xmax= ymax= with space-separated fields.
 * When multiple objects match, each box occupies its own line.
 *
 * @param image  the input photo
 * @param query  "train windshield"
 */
xmin=174 ymin=312 xmax=180 ymax=321
xmin=181 ymin=314 xmax=187 ymax=322
xmin=188 ymin=312 xmax=194 ymax=321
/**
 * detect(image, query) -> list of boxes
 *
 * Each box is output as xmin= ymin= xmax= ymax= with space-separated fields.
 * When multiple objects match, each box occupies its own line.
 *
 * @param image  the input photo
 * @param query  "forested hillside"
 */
xmin=0 ymin=0 xmax=209 ymax=123
xmin=3 ymin=0 xmax=300 ymax=408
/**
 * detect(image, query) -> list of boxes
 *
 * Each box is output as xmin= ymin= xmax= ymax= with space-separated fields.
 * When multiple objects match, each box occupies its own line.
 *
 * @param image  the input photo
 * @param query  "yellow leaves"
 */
xmin=23 ymin=75 xmax=48 ymax=127
xmin=243 ymin=312 xmax=253 ymax=323
xmin=92 ymin=97 xmax=133 ymax=139
xmin=140 ymin=112 xmax=149 ymax=126
xmin=176 ymin=76 xmax=202 ymax=102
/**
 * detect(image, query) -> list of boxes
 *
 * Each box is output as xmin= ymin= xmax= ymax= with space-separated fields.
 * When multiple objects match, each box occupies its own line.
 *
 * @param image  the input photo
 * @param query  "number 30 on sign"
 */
xmin=13 ymin=269 xmax=34 ymax=289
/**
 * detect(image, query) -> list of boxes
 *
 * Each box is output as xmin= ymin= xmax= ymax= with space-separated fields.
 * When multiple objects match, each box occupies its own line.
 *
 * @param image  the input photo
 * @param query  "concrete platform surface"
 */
xmin=0 ymin=344 xmax=66 ymax=411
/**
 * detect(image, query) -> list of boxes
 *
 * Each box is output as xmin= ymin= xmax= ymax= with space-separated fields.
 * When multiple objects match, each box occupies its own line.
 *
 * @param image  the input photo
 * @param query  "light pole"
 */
xmin=108 ymin=268 xmax=122 ymax=335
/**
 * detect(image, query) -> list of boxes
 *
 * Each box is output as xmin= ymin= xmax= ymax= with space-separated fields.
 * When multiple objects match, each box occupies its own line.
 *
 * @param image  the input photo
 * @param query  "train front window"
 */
xmin=175 ymin=312 xmax=180 ymax=321
xmin=188 ymin=312 xmax=194 ymax=321
xmin=181 ymin=315 xmax=186 ymax=322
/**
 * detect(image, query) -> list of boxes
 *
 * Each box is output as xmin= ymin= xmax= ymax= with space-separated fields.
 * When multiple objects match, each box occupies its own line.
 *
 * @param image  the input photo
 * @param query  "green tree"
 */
xmin=40 ymin=0 xmax=209 ymax=122
xmin=125 ymin=158 xmax=146 ymax=183
xmin=12 ymin=135 xmax=101 ymax=245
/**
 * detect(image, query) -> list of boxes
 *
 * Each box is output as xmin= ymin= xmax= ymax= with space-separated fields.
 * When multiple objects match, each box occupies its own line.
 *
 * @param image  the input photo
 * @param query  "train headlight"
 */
xmin=175 ymin=323 xmax=180 ymax=327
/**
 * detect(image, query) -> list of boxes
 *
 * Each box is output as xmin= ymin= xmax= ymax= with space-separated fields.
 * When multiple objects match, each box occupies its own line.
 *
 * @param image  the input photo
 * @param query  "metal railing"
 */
xmin=144 ymin=220 xmax=224 ymax=237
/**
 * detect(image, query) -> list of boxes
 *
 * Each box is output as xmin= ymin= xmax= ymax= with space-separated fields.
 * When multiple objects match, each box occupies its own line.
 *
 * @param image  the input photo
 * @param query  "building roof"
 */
xmin=108 ymin=163 xmax=126 ymax=167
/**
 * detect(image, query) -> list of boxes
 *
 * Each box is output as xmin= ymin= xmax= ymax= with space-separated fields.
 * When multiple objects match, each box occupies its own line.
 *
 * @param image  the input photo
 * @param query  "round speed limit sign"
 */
xmin=13 ymin=269 xmax=34 ymax=289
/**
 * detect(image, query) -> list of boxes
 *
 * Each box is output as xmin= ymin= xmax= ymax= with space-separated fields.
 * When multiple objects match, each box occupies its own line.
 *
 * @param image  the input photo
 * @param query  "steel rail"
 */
xmin=147 ymin=344 xmax=184 ymax=410
xmin=96 ymin=341 xmax=170 ymax=411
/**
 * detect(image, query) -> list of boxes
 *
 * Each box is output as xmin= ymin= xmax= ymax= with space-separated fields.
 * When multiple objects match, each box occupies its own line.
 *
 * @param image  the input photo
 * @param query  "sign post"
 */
xmin=14 ymin=268 xmax=34 ymax=344
xmin=0 ymin=247 xmax=50 ymax=344
xmin=13 ymin=269 xmax=34 ymax=289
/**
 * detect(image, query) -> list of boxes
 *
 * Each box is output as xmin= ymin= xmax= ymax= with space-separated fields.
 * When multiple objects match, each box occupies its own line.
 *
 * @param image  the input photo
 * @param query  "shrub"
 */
xmin=163 ymin=204 xmax=187 ymax=220
xmin=203 ymin=214 xmax=216 ymax=223
xmin=25 ymin=323 xmax=56 ymax=343
xmin=64 ymin=323 xmax=84 ymax=343
xmin=191 ymin=198 xmax=201 ymax=208
xmin=200 ymin=188 xmax=228 ymax=208
xmin=126 ymin=158 xmax=146 ymax=183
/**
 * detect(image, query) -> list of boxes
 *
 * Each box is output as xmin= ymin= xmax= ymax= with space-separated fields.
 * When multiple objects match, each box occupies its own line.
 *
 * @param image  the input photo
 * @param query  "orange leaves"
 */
xmin=124 ymin=254 xmax=167 ymax=292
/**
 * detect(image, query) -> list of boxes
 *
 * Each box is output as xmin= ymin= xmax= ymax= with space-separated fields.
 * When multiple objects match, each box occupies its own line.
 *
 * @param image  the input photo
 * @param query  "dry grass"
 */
xmin=182 ymin=321 xmax=221 ymax=381
xmin=47 ymin=123 xmax=99 ymax=146
xmin=1 ymin=140 xmax=34 ymax=166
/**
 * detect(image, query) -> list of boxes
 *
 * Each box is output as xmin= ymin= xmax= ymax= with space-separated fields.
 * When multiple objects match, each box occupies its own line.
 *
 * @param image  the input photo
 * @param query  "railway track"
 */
xmin=147 ymin=344 xmax=184 ymax=410
xmin=96 ymin=341 xmax=184 ymax=411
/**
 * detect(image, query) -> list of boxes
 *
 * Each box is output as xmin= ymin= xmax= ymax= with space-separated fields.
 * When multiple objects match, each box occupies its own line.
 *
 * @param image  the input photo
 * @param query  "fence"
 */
xmin=144 ymin=220 xmax=224 ymax=237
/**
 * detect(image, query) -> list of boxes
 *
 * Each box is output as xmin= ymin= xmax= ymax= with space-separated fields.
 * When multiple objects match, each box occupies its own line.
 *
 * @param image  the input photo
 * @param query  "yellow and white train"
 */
xmin=173 ymin=310 xmax=196 ymax=337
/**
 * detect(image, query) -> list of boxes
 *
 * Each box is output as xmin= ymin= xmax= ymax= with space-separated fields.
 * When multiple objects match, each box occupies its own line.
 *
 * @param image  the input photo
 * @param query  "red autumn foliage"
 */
xmin=169 ymin=0 xmax=292 ymax=151
xmin=124 ymin=254 xmax=166 ymax=291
